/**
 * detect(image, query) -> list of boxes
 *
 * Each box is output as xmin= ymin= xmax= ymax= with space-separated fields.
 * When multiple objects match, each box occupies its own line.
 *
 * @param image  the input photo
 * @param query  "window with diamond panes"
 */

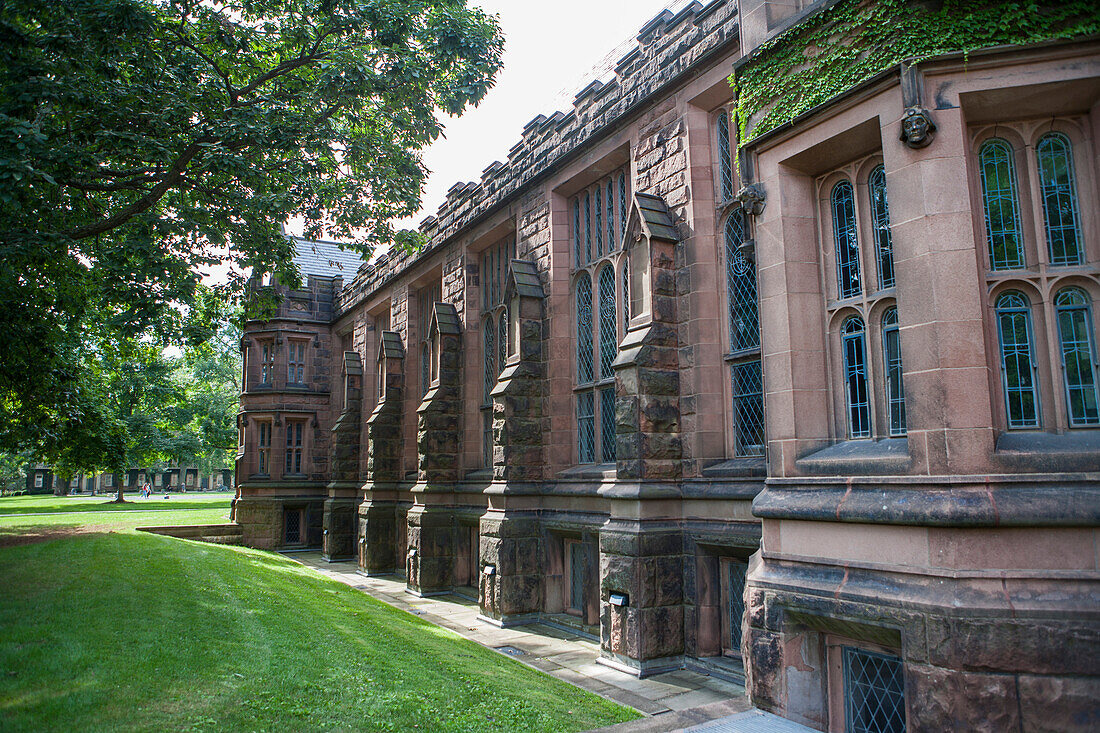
xmin=1037 ymin=133 xmax=1084 ymax=266
xmin=723 ymin=558 xmax=747 ymax=655
xmin=996 ymin=291 xmax=1040 ymax=429
xmin=418 ymin=283 xmax=441 ymax=398
xmin=868 ymin=166 xmax=895 ymax=289
xmin=724 ymin=212 xmax=765 ymax=457
xmin=1055 ymin=288 xmax=1100 ymax=426
xmin=717 ymin=111 xmax=734 ymax=202
xmin=572 ymin=171 xmax=629 ymax=464
xmin=843 ymin=646 xmax=906 ymax=733
xmin=284 ymin=508 xmax=304 ymax=546
xmin=480 ymin=237 xmax=515 ymax=467
xmin=843 ymin=317 xmax=871 ymax=438
xmin=568 ymin=541 xmax=585 ymax=614
xmin=882 ymin=308 xmax=906 ymax=436
xmin=832 ymin=180 xmax=862 ymax=299
xmin=285 ymin=420 xmax=303 ymax=475
xmin=979 ymin=139 xmax=1025 ymax=270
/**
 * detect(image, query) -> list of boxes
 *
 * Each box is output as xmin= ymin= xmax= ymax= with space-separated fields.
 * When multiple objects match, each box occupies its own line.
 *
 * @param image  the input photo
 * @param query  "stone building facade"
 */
xmin=235 ymin=1 xmax=1100 ymax=730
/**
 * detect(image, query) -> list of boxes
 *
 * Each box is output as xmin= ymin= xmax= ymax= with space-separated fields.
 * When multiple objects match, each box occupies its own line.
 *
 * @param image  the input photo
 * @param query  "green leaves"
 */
xmin=0 ymin=0 xmax=503 ymax=452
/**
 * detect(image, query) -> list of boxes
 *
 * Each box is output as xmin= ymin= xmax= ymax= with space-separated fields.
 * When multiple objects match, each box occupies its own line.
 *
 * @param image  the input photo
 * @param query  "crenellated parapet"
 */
xmin=334 ymin=0 xmax=737 ymax=317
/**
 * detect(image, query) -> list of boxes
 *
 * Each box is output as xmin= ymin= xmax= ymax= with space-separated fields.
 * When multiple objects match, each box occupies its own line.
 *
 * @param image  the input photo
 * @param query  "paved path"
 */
xmin=286 ymin=552 xmax=760 ymax=731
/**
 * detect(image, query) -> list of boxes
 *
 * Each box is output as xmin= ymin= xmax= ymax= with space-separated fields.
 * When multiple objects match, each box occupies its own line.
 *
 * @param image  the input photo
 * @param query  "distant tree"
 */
xmin=0 ymin=0 xmax=504 ymax=454
xmin=0 ymin=451 xmax=32 ymax=494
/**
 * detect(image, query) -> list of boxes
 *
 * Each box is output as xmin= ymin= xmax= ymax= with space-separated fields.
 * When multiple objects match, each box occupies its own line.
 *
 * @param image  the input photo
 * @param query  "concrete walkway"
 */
xmin=286 ymin=552 xmax=756 ymax=730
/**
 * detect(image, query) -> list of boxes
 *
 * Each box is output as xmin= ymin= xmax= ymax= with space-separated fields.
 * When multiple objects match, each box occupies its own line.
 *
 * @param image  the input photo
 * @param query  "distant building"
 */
xmin=26 ymin=465 xmax=234 ymax=495
xmin=235 ymin=2 xmax=1100 ymax=730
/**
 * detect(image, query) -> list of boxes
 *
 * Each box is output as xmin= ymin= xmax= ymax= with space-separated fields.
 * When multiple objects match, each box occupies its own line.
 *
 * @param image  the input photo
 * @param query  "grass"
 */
xmin=0 ymin=493 xmax=233 ymax=515
xmin=0 ymin=507 xmax=638 ymax=732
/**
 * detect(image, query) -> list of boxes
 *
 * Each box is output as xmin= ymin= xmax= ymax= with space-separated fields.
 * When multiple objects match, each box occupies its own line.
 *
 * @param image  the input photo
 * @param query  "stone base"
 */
xmin=745 ymin=554 xmax=1100 ymax=732
xmin=476 ymin=612 xmax=541 ymax=628
xmin=597 ymin=653 xmax=685 ymax=679
xmin=322 ymin=496 xmax=360 ymax=561
xmin=234 ymin=494 xmax=324 ymax=550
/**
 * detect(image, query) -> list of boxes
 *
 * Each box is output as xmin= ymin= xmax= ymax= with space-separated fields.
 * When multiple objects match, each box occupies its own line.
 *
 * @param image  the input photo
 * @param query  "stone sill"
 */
xmin=995 ymin=430 xmax=1100 ymax=473
xmin=557 ymin=463 xmax=617 ymax=481
xmin=701 ymin=457 xmax=767 ymax=478
xmin=795 ymin=437 xmax=909 ymax=475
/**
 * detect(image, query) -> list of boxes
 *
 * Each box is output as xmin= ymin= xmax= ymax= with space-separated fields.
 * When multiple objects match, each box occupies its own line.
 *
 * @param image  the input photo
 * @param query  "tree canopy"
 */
xmin=0 ymin=0 xmax=504 ymax=452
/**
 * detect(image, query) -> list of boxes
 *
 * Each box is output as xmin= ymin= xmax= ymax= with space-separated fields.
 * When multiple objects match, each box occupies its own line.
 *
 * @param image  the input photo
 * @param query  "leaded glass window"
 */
xmin=979 ymin=139 xmax=1025 ymax=270
xmin=843 ymin=647 xmax=906 ymax=733
xmin=996 ymin=291 xmax=1040 ymax=429
xmin=842 ymin=317 xmax=871 ymax=438
xmin=1055 ymin=288 xmax=1099 ymax=426
xmin=882 ymin=307 xmax=906 ymax=436
xmin=287 ymin=341 xmax=306 ymax=384
xmin=726 ymin=559 xmax=747 ymax=652
xmin=598 ymin=266 xmax=617 ymax=378
xmin=607 ymin=180 xmax=616 ymax=250
xmin=577 ymin=391 xmax=595 ymax=463
xmin=600 ymin=386 xmax=616 ymax=462
xmin=832 ymin=180 xmax=862 ymax=299
xmin=576 ymin=274 xmax=594 ymax=384
xmin=583 ymin=192 xmax=592 ymax=264
xmin=733 ymin=361 xmax=765 ymax=457
xmin=868 ymin=166 xmax=895 ymax=289
xmin=726 ymin=212 xmax=759 ymax=351
xmin=483 ymin=319 xmax=495 ymax=404
xmin=1037 ymin=133 xmax=1084 ymax=266
xmin=418 ymin=283 xmax=440 ymax=398
xmin=573 ymin=170 xmax=628 ymax=464
xmin=594 ymin=187 xmax=603 ymax=258
xmin=619 ymin=172 xmax=627 ymax=243
xmin=573 ymin=199 xmax=582 ymax=266
xmin=498 ymin=307 xmax=508 ymax=375
xmin=717 ymin=111 xmax=734 ymax=201
xmin=257 ymin=421 xmax=271 ymax=474
xmin=260 ymin=341 xmax=275 ymax=385
xmin=285 ymin=420 xmax=303 ymax=475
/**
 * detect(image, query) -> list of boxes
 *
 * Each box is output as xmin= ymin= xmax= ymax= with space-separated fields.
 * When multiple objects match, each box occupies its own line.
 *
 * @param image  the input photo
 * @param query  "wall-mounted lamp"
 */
xmin=483 ymin=565 xmax=496 ymax=576
xmin=609 ymin=593 xmax=629 ymax=608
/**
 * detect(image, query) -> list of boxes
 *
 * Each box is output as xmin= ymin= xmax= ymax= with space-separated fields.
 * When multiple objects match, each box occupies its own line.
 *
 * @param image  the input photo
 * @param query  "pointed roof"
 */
xmin=378 ymin=331 xmax=405 ymax=361
xmin=633 ymin=192 xmax=679 ymax=243
xmin=430 ymin=302 xmax=461 ymax=336
xmin=506 ymin=259 xmax=544 ymax=299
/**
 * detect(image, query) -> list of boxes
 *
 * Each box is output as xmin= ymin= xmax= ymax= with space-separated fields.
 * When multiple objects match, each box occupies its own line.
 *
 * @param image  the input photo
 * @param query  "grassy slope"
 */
xmin=0 ymin=533 xmax=636 ymax=732
xmin=0 ymin=494 xmax=232 ymax=515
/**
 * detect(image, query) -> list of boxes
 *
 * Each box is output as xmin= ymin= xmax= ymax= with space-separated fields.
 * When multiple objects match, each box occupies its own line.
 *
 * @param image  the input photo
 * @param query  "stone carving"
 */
xmin=899 ymin=106 xmax=936 ymax=148
xmin=736 ymin=183 xmax=767 ymax=216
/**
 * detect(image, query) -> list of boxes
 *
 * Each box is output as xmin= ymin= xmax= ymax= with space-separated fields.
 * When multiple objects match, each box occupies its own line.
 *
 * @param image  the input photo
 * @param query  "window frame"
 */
xmin=284 ymin=418 xmax=305 ymax=476
xmin=723 ymin=210 xmax=765 ymax=458
xmin=286 ymin=339 xmax=308 ymax=386
xmin=479 ymin=236 xmax=516 ymax=468
xmin=571 ymin=169 xmax=630 ymax=465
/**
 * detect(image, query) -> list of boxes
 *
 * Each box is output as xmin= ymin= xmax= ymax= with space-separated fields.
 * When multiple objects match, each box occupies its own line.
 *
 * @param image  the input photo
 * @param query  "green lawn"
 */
xmin=0 ymin=492 xmax=233 ymax=515
xmin=0 ymin=512 xmax=637 ymax=732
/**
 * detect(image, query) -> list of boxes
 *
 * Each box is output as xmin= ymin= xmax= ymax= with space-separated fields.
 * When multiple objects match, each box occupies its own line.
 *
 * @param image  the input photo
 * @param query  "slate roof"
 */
xmin=379 ymin=331 xmax=405 ymax=360
xmin=291 ymin=236 xmax=365 ymax=280
xmin=508 ymin=259 xmax=545 ymax=299
xmin=635 ymin=192 xmax=679 ymax=243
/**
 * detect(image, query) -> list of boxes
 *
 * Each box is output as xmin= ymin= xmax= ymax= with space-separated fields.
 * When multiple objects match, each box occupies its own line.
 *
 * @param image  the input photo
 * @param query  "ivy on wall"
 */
xmin=731 ymin=0 xmax=1100 ymax=146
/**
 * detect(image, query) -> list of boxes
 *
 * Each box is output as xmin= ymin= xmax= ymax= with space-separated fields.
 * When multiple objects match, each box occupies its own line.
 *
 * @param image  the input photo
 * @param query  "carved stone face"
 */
xmin=900 ymin=106 xmax=936 ymax=148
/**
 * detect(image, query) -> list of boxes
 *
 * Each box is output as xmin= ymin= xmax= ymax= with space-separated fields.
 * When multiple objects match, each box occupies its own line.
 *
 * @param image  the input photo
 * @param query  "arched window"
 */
xmin=717 ymin=111 xmax=734 ymax=201
xmin=622 ymin=262 xmax=630 ymax=326
xmin=1036 ymin=133 xmax=1084 ymax=266
xmin=842 ymin=316 xmax=871 ymax=438
xmin=996 ymin=291 xmax=1040 ymax=428
xmin=979 ymin=139 xmax=1025 ymax=270
xmin=1054 ymin=288 xmax=1099 ymax=426
xmin=882 ymin=307 xmax=906 ymax=436
xmin=832 ymin=180 xmax=862 ymax=299
xmin=576 ymin=274 xmax=594 ymax=384
xmin=725 ymin=211 xmax=764 ymax=457
xmin=726 ymin=212 xmax=759 ymax=351
xmin=868 ymin=165 xmax=895 ymax=289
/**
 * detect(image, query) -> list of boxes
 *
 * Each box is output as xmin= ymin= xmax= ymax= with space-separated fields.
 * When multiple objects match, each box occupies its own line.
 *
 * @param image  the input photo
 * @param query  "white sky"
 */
xmin=397 ymin=0 xmax=690 ymax=229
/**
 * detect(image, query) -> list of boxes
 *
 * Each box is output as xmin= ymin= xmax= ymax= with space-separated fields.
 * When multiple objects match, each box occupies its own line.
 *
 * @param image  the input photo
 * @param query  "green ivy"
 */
xmin=731 ymin=0 xmax=1100 ymax=146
